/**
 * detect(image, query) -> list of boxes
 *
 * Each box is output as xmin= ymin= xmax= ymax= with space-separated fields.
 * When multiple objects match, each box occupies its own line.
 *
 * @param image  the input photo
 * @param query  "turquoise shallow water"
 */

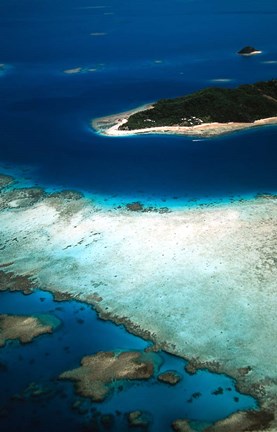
xmin=0 ymin=290 xmax=256 ymax=431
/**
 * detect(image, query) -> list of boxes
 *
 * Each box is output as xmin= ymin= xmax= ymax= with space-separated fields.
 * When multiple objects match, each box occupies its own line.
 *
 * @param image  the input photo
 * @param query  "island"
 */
xmin=92 ymin=79 xmax=277 ymax=138
xmin=238 ymin=46 xmax=262 ymax=56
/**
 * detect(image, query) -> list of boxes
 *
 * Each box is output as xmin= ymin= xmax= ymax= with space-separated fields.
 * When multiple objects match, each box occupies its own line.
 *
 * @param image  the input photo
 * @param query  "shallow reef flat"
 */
xmin=204 ymin=410 xmax=275 ymax=432
xmin=59 ymin=350 xmax=158 ymax=401
xmin=158 ymin=370 xmax=182 ymax=385
xmin=0 ymin=174 xmax=14 ymax=189
xmin=0 ymin=174 xmax=276 ymax=430
xmin=127 ymin=410 xmax=152 ymax=428
xmin=172 ymin=419 xmax=196 ymax=432
xmin=0 ymin=313 xmax=60 ymax=347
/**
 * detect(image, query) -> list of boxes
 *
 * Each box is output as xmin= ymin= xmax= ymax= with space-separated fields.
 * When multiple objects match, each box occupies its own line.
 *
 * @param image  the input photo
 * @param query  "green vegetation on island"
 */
xmin=119 ymin=80 xmax=277 ymax=130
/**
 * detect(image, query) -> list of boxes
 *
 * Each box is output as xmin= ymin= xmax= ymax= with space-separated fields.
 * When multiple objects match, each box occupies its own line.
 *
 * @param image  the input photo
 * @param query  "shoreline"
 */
xmin=238 ymin=50 xmax=262 ymax=56
xmin=92 ymin=106 xmax=277 ymax=138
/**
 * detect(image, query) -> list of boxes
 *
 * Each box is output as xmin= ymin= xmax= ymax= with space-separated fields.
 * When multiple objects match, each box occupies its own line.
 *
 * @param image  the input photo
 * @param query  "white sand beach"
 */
xmin=92 ymin=106 xmax=277 ymax=138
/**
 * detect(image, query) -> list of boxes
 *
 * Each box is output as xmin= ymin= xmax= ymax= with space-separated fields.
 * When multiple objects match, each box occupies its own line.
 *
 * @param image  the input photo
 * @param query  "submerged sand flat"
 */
xmin=0 ymin=178 xmax=276 ymax=429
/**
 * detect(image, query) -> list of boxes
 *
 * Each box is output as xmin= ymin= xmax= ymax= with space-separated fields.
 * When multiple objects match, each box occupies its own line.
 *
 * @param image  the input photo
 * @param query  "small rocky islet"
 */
xmin=237 ymin=46 xmax=262 ymax=55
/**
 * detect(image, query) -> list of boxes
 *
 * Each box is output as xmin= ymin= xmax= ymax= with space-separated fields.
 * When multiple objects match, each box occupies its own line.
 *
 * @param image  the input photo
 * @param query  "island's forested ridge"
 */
xmin=120 ymin=80 xmax=277 ymax=130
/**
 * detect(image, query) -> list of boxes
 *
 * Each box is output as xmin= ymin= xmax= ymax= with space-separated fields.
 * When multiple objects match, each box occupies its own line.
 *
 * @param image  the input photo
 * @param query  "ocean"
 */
xmin=0 ymin=0 xmax=276 ymax=430
xmin=0 ymin=0 xmax=276 ymax=205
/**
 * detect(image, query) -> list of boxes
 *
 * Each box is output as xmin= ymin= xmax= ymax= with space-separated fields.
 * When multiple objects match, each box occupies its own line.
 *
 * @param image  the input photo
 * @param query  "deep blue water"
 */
xmin=0 ymin=0 xmax=276 ymax=205
xmin=0 ymin=290 xmax=256 ymax=432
